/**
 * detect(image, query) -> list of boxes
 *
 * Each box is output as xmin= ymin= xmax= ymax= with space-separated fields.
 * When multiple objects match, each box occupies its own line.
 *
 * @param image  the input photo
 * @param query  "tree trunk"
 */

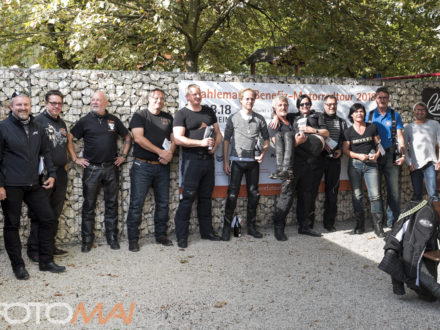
xmin=184 ymin=49 xmax=199 ymax=72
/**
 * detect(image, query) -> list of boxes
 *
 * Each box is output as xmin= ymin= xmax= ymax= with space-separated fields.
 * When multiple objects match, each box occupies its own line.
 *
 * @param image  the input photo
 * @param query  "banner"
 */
xmin=178 ymin=81 xmax=380 ymax=197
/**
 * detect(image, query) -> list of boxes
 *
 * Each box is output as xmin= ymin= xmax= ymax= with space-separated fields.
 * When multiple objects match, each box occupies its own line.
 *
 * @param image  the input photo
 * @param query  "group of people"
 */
xmin=1 ymin=84 xmax=438 ymax=280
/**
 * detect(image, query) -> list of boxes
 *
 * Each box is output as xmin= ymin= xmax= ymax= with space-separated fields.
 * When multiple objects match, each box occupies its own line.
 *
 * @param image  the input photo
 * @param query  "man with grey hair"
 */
xmin=68 ymin=91 xmax=131 ymax=252
xmin=404 ymin=102 xmax=440 ymax=202
xmin=268 ymin=95 xmax=308 ymax=240
xmin=0 ymin=93 xmax=66 ymax=279
xmin=268 ymin=95 xmax=298 ymax=181
xmin=221 ymin=88 xmax=270 ymax=241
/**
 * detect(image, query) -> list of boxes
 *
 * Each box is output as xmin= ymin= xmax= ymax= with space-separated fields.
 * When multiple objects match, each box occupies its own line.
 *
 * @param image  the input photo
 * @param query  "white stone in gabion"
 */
xmin=77 ymin=81 xmax=89 ymax=89
xmin=72 ymin=100 xmax=83 ymax=108
xmin=58 ymin=80 xmax=69 ymax=89
xmin=60 ymin=88 xmax=70 ymax=98
xmin=71 ymin=91 xmax=82 ymax=99
xmin=81 ymin=88 xmax=93 ymax=96
xmin=31 ymin=87 xmax=42 ymax=95
xmin=130 ymin=96 xmax=139 ymax=104
xmin=31 ymin=96 xmax=39 ymax=105
xmin=58 ymin=72 xmax=68 ymax=79
xmin=132 ymin=82 xmax=142 ymax=89
xmin=118 ymin=107 xmax=131 ymax=115
xmin=35 ymin=79 xmax=47 ymax=87
xmin=116 ymin=88 xmax=125 ymax=97
xmin=47 ymin=82 xmax=59 ymax=90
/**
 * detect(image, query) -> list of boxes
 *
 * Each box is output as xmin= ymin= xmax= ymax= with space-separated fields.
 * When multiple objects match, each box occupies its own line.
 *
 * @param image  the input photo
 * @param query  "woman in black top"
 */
xmin=342 ymin=103 xmax=384 ymax=237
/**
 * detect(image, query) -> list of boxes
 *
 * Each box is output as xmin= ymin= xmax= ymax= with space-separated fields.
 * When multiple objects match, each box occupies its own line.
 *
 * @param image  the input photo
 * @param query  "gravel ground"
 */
xmin=0 ymin=221 xmax=439 ymax=329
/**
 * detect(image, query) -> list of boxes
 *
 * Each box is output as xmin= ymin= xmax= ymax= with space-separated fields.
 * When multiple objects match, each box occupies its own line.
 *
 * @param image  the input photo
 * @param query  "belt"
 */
xmin=135 ymin=157 xmax=160 ymax=165
xmin=89 ymin=161 xmax=114 ymax=168
xmin=183 ymin=153 xmax=213 ymax=161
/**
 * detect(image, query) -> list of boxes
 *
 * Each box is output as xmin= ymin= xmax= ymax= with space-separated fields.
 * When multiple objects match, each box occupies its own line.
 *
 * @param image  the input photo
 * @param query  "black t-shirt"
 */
xmin=268 ymin=113 xmax=298 ymax=138
xmin=129 ymin=109 xmax=173 ymax=161
xmin=343 ymin=123 xmax=378 ymax=155
xmin=70 ymin=111 xmax=129 ymax=163
xmin=34 ymin=110 xmax=68 ymax=167
xmin=173 ymin=105 xmax=217 ymax=155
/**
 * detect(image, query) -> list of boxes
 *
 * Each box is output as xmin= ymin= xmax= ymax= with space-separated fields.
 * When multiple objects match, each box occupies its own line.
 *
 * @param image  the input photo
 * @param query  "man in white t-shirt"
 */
xmin=404 ymin=102 xmax=440 ymax=202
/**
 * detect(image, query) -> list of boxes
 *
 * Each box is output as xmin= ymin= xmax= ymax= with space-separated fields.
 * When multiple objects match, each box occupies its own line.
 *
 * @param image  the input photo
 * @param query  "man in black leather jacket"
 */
xmin=0 ymin=93 xmax=66 ymax=280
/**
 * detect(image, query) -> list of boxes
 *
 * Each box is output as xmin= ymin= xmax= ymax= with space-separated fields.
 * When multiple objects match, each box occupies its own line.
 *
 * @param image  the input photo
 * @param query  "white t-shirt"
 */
xmin=404 ymin=119 xmax=440 ymax=169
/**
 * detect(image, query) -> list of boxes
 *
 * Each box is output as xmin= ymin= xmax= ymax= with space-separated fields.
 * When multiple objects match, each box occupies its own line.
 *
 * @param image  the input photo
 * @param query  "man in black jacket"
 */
xmin=0 ymin=93 xmax=66 ymax=280
xmin=27 ymin=90 xmax=69 ymax=262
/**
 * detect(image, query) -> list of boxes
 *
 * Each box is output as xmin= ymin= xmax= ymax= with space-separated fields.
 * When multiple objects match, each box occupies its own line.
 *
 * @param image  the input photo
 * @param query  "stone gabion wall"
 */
xmin=0 ymin=68 xmax=438 ymax=244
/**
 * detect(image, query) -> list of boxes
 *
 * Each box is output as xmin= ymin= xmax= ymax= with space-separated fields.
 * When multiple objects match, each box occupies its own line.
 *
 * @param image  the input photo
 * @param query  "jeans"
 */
xmin=82 ymin=163 xmax=119 ymax=243
xmin=27 ymin=167 xmax=68 ymax=255
xmin=348 ymin=159 xmax=383 ymax=215
xmin=174 ymin=154 xmax=215 ymax=241
xmin=1 ymin=186 xmax=55 ymax=269
xmin=378 ymin=150 xmax=401 ymax=226
xmin=224 ymin=161 xmax=260 ymax=225
xmin=126 ymin=160 xmax=170 ymax=241
xmin=410 ymin=162 xmax=439 ymax=202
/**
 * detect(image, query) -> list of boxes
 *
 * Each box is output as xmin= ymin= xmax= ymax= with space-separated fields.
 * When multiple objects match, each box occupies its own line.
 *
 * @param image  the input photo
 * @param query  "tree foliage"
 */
xmin=0 ymin=0 xmax=439 ymax=77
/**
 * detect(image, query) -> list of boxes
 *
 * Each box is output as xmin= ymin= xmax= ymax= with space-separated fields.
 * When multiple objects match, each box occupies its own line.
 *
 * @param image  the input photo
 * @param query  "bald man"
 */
xmin=68 ymin=91 xmax=131 ymax=252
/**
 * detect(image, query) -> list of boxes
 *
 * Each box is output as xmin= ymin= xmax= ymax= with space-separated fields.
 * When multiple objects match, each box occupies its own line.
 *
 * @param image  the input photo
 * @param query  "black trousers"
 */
xmin=272 ymin=158 xmax=314 ymax=230
xmin=224 ymin=161 xmax=260 ymax=224
xmin=296 ymin=156 xmax=322 ymax=230
xmin=307 ymin=155 xmax=341 ymax=228
xmin=82 ymin=164 xmax=119 ymax=243
xmin=27 ymin=167 xmax=68 ymax=254
xmin=174 ymin=155 xmax=215 ymax=241
xmin=1 ymin=185 xmax=55 ymax=269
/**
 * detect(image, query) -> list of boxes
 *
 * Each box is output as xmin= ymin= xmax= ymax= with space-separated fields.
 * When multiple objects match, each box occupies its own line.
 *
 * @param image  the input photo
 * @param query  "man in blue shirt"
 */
xmin=366 ymin=87 xmax=406 ymax=231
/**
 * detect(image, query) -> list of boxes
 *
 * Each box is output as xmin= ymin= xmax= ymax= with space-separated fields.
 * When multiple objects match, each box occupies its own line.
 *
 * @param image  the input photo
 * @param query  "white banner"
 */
xmin=178 ymin=81 xmax=380 ymax=196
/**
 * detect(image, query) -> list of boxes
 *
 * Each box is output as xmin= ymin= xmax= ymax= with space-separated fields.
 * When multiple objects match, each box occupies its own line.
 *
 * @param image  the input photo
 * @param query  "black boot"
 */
xmin=221 ymin=218 xmax=232 ymax=241
xmin=274 ymin=220 xmax=287 ymax=241
xmin=106 ymin=235 xmax=120 ymax=250
xmin=354 ymin=212 xmax=365 ymax=234
xmin=247 ymin=219 xmax=263 ymax=238
xmin=392 ymin=277 xmax=405 ymax=295
xmin=372 ymin=213 xmax=385 ymax=238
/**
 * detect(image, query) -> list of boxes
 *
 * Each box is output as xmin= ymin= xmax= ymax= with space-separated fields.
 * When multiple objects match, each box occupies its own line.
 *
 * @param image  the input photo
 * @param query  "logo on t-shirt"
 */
xmin=107 ymin=120 xmax=115 ymax=131
xmin=385 ymin=120 xmax=392 ymax=127
xmin=198 ymin=122 xmax=208 ymax=130
xmin=46 ymin=124 xmax=67 ymax=147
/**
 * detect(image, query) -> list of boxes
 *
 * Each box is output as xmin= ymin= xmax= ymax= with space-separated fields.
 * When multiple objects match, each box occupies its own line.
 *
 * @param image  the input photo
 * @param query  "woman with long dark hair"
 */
xmin=342 ymin=103 xmax=384 ymax=237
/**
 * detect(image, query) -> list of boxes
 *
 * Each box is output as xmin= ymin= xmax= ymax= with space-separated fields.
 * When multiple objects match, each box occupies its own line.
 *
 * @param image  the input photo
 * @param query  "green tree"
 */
xmin=0 ymin=0 xmax=439 ymax=77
